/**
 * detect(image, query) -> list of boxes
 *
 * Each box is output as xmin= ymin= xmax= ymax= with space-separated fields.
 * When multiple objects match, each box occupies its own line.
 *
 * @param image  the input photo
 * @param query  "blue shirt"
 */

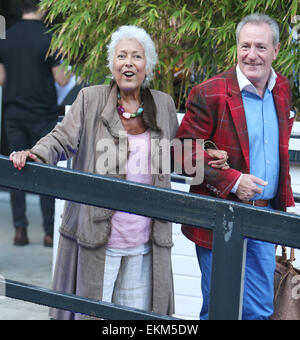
xmin=242 ymin=89 xmax=280 ymax=200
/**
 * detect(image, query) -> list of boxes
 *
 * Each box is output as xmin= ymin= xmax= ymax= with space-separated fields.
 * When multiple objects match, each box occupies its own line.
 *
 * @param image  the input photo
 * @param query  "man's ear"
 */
xmin=273 ymin=42 xmax=280 ymax=60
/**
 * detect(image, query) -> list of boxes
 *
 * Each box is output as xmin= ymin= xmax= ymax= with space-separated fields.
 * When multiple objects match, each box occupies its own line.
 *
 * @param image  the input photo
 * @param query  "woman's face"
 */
xmin=113 ymin=38 xmax=147 ymax=95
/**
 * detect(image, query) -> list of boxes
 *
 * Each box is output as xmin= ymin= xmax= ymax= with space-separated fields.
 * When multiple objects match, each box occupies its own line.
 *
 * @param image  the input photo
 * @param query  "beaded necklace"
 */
xmin=117 ymin=92 xmax=144 ymax=119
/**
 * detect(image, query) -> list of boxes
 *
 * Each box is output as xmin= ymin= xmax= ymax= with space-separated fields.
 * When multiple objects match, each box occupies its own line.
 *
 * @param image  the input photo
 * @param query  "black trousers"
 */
xmin=4 ymin=106 xmax=57 ymax=235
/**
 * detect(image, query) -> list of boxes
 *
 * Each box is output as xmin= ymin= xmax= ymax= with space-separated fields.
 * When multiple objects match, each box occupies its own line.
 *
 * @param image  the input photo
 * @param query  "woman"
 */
xmin=10 ymin=25 xmax=228 ymax=319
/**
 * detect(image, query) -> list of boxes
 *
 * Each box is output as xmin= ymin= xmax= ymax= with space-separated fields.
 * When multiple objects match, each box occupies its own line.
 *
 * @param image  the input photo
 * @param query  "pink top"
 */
xmin=107 ymin=130 xmax=152 ymax=248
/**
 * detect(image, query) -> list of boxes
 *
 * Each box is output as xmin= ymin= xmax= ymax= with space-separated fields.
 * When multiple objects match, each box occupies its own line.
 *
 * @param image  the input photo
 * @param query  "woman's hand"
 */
xmin=206 ymin=149 xmax=229 ymax=170
xmin=9 ymin=150 xmax=37 ymax=171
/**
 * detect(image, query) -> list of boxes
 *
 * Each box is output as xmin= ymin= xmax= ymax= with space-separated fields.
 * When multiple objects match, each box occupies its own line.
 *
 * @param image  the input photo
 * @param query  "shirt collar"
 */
xmin=236 ymin=64 xmax=277 ymax=96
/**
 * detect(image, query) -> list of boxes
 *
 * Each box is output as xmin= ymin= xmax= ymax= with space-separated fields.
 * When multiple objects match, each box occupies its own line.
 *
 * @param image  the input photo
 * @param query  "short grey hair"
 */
xmin=107 ymin=25 xmax=158 ymax=88
xmin=236 ymin=13 xmax=280 ymax=46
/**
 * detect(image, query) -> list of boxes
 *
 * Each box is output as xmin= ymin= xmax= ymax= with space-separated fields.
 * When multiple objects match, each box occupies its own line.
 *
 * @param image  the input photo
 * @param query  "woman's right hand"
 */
xmin=9 ymin=150 xmax=37 ymax=171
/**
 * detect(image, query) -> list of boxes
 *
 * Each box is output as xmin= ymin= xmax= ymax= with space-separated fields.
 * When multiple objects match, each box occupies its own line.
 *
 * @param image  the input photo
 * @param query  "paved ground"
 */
xmin=0 ymin=190 xmax=53 ymax=320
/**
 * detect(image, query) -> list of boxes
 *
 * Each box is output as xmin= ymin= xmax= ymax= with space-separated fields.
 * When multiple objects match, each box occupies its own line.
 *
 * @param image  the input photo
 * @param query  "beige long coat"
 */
xmin=31 ymin=83 xmax=179 ymax=319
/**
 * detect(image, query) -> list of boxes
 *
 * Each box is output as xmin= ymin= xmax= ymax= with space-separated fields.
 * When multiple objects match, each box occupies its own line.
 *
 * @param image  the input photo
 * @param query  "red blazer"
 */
xmin=175 ymin=66 xmax=295 ymax=249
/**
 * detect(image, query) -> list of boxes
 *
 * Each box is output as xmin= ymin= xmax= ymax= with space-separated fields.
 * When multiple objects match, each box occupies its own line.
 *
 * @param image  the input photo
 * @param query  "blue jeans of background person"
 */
xmin=196 ymin=238 xmax=276 ymax=320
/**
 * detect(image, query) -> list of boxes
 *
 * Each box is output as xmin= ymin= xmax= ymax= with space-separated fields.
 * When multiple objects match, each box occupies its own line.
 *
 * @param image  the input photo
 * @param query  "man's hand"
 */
xmin=236 ymin=174 xmax=268 ymax=201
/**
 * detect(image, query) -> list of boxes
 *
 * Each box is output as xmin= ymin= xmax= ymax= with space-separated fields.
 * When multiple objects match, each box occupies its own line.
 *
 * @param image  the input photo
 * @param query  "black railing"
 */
xmin=289 ymin=133 xmax=300 ymax=163
xmin=3 ymin=279 xmax=175 ymax=320
xmin=294 ymin=193 xmax=300 ymax=203
xmin=0 ymin=154 xmax=300 ymax=320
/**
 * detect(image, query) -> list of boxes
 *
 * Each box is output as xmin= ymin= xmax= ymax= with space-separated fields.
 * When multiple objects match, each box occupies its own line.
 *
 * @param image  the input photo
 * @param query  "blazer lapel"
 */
xmin=226 ymin=68 xmax=250 ymax=170
xmin=272 ymin=81 xmax=290 ymax=206
xmin=272 ymin=82 xmax=289 ymax=148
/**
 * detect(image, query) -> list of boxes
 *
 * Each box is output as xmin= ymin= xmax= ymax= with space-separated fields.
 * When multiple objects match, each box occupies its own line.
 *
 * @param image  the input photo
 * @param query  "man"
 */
xmin=176 ymin=13 xmax=295 ymax=319
xmin=0 ymin=0 xmax=68 ymax=247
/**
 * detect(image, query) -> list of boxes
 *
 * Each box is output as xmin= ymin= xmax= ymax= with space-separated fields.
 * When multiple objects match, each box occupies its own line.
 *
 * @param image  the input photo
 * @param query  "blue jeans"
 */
xmin=196 ymin=239 xmax=276 ymax=320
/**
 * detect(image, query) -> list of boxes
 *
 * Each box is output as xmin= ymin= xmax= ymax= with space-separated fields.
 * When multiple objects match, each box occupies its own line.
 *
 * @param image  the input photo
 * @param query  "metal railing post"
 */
xmin=209 ymin=205 xmax=247 ymax=320
xmin=0 ymin=86 xmax=2 ymax=151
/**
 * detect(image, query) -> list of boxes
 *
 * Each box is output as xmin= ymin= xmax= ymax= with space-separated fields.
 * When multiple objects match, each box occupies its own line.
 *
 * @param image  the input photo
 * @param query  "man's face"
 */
xmin=237 ymin=23 xmax=280 ymax=89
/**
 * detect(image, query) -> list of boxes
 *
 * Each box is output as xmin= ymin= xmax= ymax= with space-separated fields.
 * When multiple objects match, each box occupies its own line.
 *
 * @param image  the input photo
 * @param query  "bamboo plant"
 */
xmin=40 ymin=0 xmax=300 ymax=116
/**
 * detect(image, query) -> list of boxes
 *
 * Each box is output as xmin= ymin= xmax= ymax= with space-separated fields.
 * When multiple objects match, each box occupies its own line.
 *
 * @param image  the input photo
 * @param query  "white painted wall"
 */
xmin=171 ymin=182 xmax=202 ymax=319
xmin=286 ymin=123 xmax=300 ymax=270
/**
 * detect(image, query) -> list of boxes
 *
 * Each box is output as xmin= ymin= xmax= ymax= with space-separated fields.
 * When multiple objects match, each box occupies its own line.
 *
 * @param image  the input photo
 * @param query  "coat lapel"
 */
xmin=101 ymin=82 xmax=126 ymax=138
xmin=225 ymin=68 xmax=250 ymax=170
xmin=97 ymin=83 xmax=128 ymax=175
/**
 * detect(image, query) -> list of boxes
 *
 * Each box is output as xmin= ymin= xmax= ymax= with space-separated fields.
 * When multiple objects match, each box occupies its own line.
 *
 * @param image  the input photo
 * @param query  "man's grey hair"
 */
xmin=107 ymin=25 xmax=158 ymax=88
xmin=236 ymin=13 xmax=280 ymax=46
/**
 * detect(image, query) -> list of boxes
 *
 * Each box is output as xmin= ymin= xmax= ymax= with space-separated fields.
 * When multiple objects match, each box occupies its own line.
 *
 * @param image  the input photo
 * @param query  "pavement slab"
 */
xmin=0 ymin=190 xmax=53 ymax=320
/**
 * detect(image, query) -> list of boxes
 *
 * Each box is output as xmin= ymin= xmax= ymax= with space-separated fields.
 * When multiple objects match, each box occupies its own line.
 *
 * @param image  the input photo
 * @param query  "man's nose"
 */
xmin=248 ymin=46 xmax=257 ymax=59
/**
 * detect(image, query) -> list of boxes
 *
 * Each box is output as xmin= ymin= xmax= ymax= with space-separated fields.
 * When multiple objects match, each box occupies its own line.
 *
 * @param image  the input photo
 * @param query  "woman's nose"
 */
xmin=125 ymin=56 xmax=133 ymax=67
